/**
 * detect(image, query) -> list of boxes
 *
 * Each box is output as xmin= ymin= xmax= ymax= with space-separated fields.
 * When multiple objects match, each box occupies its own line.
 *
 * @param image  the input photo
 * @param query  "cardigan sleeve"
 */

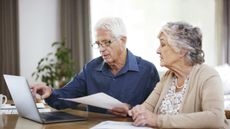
xmin=142 ymin=81 xmax=163 ymax=111
xmin=142 ymin=71 xmax=171 ymax=111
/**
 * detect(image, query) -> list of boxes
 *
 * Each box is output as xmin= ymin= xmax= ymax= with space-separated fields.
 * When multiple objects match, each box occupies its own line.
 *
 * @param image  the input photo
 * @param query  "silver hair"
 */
xmin=94 ymin=17 xmax=127 ymax=38
xmin=159 ymin=21 xmax=205 ymax=65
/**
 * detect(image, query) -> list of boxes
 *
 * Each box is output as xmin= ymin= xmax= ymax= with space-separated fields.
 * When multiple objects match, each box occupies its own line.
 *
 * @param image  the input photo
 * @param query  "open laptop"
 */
xmin=3 ymin=74 xmax=86 ymax=124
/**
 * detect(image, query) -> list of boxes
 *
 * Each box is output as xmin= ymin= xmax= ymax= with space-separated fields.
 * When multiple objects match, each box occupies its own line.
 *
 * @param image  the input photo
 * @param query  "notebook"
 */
xmin=3 ymin=74 xmax=86 ymax=124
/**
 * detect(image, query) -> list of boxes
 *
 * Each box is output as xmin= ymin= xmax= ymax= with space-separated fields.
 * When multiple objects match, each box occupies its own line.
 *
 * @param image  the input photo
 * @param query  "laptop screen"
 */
xmin=3 ymin=74 xmax=86 ymax=124
xmin=3 ymin=74 xmax=42 ymax=122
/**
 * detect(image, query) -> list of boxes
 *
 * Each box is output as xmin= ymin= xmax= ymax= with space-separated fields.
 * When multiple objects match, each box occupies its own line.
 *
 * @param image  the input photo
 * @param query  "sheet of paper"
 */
xmin=60 ymin=92 xmax=126 ymax=110
xmin=90 ymin=121 xmax=153 ymax=129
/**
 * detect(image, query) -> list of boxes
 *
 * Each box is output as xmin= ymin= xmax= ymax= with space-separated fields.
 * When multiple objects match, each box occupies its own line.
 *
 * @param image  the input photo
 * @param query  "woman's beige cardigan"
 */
xmin=143 ymin=64 xmax=229 ymax=129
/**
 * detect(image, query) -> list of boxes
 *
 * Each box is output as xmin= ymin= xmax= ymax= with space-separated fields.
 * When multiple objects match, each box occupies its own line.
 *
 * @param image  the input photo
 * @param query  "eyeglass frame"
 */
xmin=91 ymin=38 xmax=118 ymax=49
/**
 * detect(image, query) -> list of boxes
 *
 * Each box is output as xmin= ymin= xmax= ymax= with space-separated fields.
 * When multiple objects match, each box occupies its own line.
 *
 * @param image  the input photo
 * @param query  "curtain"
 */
xmin=223 ymin=0 xmax=230 ymax=64
xmin=0 ymin=0 xmax=20 ymax=97
xmin=60 ymin=0 xmax=92 ymax=73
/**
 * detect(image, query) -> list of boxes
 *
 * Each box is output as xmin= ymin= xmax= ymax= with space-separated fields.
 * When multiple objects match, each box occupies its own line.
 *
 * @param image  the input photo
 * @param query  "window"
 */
xmin=90 ymin=0 xmax=216 ymax=71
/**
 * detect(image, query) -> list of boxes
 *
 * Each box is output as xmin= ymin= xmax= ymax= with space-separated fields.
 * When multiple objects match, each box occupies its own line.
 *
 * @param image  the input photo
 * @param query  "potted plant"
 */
xmin=32 ymin=41 xmax=75 ymax=88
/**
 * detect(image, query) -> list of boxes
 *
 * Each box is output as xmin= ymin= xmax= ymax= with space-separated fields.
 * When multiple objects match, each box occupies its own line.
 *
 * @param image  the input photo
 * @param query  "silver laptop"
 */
xmin=3 ymin=74 xmax=86 ymax=124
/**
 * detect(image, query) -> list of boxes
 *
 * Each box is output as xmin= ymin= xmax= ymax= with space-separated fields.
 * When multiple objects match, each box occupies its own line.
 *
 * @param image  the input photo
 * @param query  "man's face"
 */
xmin=95 ymin=29 xmax=125 ymax=64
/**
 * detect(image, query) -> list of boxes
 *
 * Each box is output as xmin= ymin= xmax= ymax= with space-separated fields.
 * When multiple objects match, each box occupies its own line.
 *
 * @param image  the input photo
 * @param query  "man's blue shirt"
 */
xmin=45 ymin=49 xmax=159 ymax=113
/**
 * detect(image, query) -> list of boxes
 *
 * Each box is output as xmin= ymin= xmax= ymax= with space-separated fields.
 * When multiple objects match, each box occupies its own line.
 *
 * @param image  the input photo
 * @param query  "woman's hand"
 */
xmin=128 ymin=105 xmax=158 ymax=127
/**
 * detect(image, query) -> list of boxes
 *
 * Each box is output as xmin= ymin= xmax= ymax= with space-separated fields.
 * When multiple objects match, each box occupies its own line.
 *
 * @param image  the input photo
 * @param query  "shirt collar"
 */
xmin=96 ymin=49 xmax=139 ymax=72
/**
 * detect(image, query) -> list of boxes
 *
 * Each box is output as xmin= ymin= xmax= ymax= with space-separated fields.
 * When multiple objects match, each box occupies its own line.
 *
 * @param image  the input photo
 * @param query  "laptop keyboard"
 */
xmin=40 ymin=111 xmax=85 ymax=121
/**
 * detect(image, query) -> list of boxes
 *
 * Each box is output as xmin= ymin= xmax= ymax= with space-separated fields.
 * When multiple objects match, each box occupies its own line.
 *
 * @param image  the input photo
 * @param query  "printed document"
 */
xmin=60 ymin=92 xmax=126 ymax=110
xmin=90 ymin=121 xmax=153 ymax=129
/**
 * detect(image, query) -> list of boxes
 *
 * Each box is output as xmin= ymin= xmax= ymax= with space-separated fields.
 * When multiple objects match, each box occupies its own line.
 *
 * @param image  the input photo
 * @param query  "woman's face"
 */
xmin=156 ymin=33 xmax=182 ymax=68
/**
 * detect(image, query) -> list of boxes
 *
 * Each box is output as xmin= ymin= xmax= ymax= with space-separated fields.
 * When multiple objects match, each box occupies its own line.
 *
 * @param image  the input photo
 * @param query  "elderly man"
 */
xmin=31 ymin=17 xmax=159 ymax=115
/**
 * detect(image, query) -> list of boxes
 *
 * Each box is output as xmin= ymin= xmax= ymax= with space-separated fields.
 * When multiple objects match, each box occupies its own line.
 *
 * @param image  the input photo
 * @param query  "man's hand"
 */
xmin=30 ymin=84 xmax=52 ymax=100
xmin=109 ymin=103 xmax=130 ymax=117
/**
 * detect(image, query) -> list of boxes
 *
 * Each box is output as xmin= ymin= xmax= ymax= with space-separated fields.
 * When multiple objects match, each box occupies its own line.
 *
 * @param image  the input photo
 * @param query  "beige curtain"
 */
xmin=61 ymin=0 xmax=92 ymax=72
xmin=222 ymin=0 xmax=230 ymax=64
xmin=0 ymin=0 xmax=20 ymax=97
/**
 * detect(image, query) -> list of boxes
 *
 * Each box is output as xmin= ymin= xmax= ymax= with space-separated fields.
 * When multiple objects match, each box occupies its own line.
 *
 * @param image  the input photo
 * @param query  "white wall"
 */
xmin=91 ymin=0 xmax=217 ymax=71
xmin=19 ymin=0 xmax=61 ymax=83
xmin=18 ymin=0 xmax=218 ymax=83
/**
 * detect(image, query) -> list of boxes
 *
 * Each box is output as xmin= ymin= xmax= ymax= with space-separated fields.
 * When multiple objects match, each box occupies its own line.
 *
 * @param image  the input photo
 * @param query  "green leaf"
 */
xmin=31 ymin=40 xmax=76 ymax=88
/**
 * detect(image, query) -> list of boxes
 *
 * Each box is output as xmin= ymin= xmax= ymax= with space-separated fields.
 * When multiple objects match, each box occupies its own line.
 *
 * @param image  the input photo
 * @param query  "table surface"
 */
xmin=0 ymin=109 xmax=132 ymax=129
xmin=1 ymin=100 xmax=230 ymax=129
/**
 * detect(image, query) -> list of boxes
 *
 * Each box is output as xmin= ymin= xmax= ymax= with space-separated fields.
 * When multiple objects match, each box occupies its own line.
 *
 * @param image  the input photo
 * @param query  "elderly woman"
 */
xmin=128 ymin=22 xmax=229 ymax=128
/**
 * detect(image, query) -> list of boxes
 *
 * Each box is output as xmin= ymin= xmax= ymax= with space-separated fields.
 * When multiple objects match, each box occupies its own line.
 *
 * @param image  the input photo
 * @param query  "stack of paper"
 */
xmin=0 ymin=104 xmax=16 ymax=110
xmin=0 ymin=103 xmax=45 ymax=110
xmin=0 ymin=103 xmax=50 ymax=114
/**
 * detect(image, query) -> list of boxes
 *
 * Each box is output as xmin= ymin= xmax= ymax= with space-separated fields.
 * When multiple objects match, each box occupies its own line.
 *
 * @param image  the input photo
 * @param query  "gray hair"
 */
xmin=94 ymin=17 xmax=127 ymax=38
xmin=159 ymin=21 xmax=205 ymax=65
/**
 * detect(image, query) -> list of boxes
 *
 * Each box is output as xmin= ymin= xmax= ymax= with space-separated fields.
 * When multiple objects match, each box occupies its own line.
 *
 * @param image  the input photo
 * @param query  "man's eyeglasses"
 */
xmin=91 ymin=39 xmax=116 ymax=49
